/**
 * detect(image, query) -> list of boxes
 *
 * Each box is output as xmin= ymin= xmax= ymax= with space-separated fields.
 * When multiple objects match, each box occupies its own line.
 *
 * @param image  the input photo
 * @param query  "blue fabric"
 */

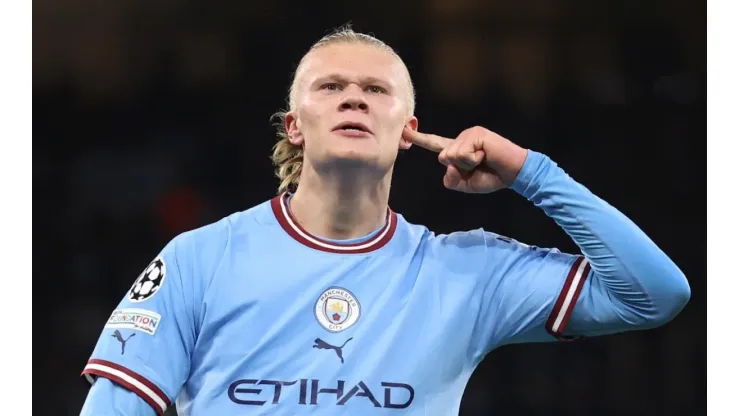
xmin=80 ymin=151 xmax=689 ymax=414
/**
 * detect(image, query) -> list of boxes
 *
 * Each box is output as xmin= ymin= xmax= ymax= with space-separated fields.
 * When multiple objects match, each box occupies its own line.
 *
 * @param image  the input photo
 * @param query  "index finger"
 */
xmin=402 ymin=127 xmax=454 ymax=153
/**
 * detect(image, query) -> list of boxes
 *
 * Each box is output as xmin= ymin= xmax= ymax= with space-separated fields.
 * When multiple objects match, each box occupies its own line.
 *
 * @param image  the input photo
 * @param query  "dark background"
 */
xmin=33 ymin=0 xmax=706 ymax=414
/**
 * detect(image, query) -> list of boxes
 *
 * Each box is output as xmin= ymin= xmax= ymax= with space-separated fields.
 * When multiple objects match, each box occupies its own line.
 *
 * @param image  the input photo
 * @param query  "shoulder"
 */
xmin=165 ymin=198 xmax=274 ymax=277
xmin=396 ymin=213 xmax=488 ymax=251
xmin=395 ymin=214 xmax=490 ymax=257
xmin=396 ymin=214 xmax=555 ymax=260
xmin=176 ymin=198 xmax=273 ymax=244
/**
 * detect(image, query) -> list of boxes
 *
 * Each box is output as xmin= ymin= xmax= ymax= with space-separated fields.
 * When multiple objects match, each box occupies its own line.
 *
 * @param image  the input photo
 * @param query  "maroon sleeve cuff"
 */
xmin=546 ymin=256 xmax=591 ymax=341
xmin=81 ymin=359 xmax=171 ymax=415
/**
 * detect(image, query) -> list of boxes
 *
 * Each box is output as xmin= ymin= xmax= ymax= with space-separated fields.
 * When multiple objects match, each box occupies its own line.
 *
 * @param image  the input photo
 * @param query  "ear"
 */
xmin=285 ymin=112 xmax=304 ymax=146
xmin=399 ymin=117 xmax=418 ymax=150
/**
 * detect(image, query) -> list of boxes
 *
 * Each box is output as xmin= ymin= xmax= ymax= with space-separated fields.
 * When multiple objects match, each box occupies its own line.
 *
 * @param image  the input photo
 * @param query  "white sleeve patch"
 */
xmin=104 ymin=308 xmax=162 ymax=336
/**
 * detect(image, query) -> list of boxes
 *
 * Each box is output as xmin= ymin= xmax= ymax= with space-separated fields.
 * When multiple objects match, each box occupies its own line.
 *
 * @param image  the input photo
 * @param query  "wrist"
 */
xmin=488 ymin=138 xmax=528 ymax=186
xmin=510 ymin=150 xmax=549 ymax=196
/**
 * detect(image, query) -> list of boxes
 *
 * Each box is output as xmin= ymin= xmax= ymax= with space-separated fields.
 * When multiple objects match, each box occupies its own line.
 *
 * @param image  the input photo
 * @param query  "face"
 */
xmin=285 ymin=43 xmax=417 ymax=174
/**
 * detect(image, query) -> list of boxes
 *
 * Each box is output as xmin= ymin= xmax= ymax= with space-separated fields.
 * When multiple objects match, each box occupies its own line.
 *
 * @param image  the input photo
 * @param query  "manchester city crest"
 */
xmin=314 ymin=287 xmax=361 ymax=332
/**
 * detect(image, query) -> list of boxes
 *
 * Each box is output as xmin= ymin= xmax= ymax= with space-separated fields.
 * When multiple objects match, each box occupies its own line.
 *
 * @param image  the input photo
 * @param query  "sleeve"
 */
xmin=80 ymin=378 xmax=156 ymax=416
xmin=80 ymin=234 xmax=197 ymax=416
xmin=471 ymin=150 xmax=690 ymax=355
xmin=471 ymin=234 xmax=592 ymax=351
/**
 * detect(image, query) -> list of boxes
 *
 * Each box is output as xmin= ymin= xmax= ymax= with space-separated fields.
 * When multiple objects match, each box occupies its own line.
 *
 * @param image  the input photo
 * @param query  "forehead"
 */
xmin=298 ymin=43 xmax=407 ymax=86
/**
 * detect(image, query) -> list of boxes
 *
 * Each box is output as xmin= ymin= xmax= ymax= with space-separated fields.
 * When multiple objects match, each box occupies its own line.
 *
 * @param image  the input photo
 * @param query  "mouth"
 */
xmin=332 ymin=122 xmax=372 ymax=134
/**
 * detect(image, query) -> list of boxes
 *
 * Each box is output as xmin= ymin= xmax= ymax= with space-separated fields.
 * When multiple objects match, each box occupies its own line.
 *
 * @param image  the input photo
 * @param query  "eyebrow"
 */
xmin=314 ymin=73 xmax=393 ymax=88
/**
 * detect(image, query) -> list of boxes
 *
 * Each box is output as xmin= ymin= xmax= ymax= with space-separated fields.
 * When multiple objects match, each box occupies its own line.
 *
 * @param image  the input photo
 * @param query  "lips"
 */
xmin=332 ymin=122 xmax=372 ymax=134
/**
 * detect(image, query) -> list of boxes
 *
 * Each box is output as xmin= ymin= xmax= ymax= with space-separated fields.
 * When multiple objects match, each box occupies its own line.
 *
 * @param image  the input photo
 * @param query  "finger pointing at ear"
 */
xmin=402 ymin=127 xmax=454 ymax=153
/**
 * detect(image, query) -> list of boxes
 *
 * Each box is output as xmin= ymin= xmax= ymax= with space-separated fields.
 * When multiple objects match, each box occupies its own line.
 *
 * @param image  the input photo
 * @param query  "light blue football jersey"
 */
xmin=81 ymin=151 xmax=689 ymax=415
xmin=81 ymin=194 xmax=590 ymax=415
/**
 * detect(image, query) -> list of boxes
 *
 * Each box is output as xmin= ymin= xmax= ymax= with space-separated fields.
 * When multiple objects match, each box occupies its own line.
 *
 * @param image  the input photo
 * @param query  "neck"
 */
xmin=289 ymin=164 xmax=392 ymax=240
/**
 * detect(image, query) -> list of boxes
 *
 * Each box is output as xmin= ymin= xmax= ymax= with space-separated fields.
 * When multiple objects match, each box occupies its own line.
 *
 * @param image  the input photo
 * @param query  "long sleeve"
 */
xmin=452 ymin=149 xmax=692 ymax=356
xmin=80 ymin=378 xmax=156 ymax=416
xmin=80 ymin=235 xmax=198 ymax=415
xmin=509 ymin=150 xmax=691 ymax=337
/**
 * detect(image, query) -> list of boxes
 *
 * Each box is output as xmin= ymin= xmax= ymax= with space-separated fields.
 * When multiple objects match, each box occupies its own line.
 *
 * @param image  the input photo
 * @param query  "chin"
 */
xmin=313 ymin=133 xmax=396 ymax=173
xmin=327 ymin=148 xmax=380 ymax=166
xmin=328 ymin=134 xmax=378 ymax=158
xmin=323 ymin=145 xmax=396 ymax=173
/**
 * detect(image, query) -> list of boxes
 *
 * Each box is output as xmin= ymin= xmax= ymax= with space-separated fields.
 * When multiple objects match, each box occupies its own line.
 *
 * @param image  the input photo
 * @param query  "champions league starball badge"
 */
xmin=128 ymin=257 xmax=166 ymax=302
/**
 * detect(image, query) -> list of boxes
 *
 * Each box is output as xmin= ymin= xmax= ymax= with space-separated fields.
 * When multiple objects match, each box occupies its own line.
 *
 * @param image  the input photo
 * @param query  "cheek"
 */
xmin=378 ymin=103 xmax=407 ymax=135
xmin=296 ymin=101 xmax=329 ymax=150
xmin=384 ymin=96 xmax=407 ymax=120
xmin=297 ymin=105 xmax=322 ymax=131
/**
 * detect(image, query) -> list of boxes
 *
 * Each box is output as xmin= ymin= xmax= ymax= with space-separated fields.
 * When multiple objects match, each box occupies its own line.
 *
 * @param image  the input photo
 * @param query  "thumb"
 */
xmin=443 ymin=164 xmax=465 ymax=191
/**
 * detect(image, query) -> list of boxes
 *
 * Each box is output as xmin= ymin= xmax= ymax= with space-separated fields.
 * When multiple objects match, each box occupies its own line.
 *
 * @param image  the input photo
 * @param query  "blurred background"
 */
xmin=33 ymin=0 xmax=705 ymax=414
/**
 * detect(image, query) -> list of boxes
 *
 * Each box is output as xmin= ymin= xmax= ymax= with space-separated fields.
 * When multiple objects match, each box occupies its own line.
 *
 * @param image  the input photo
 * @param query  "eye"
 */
xmin=321 ymin=83 xmax=342 ymax=91
xmin=367 ymin=85 xmax=387 ymax=94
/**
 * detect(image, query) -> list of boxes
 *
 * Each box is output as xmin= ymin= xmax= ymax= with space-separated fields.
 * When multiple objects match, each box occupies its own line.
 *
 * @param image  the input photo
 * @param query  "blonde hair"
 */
xmin=270 ymin=24 xmax=416 ymax=194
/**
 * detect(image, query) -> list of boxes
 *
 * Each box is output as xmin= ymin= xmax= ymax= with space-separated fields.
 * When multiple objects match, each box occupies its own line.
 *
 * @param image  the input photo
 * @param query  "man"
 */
xmin=80 ymin=27 xmax=690 ymax=415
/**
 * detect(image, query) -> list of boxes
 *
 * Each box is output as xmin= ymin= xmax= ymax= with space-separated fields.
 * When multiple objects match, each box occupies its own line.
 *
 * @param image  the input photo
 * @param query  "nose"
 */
xmin=338 ymin=85 xmax=369 ymax=112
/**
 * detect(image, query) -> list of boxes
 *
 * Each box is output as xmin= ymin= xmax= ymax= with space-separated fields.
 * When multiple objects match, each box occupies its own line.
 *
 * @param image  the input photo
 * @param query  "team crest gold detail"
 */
xmin=314 ymin=287 xmax=361 ymax=332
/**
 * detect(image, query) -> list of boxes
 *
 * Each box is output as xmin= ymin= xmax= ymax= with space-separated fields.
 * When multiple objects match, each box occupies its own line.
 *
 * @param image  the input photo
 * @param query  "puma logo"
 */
xmin=111 ymin=330 xmax=135 ymax=355
xmin=313 ymin=337 xmax=353 ymax=364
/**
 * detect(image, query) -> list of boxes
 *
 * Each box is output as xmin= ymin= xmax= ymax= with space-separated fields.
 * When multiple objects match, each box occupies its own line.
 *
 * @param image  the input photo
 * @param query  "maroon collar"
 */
xmin=270 ymin=193 xmax=397 ymax=254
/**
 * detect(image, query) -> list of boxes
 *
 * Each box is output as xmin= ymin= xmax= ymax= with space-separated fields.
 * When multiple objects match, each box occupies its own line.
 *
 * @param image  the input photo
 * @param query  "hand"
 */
xmin=402 ymin=126 xmax=528 ymax=193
